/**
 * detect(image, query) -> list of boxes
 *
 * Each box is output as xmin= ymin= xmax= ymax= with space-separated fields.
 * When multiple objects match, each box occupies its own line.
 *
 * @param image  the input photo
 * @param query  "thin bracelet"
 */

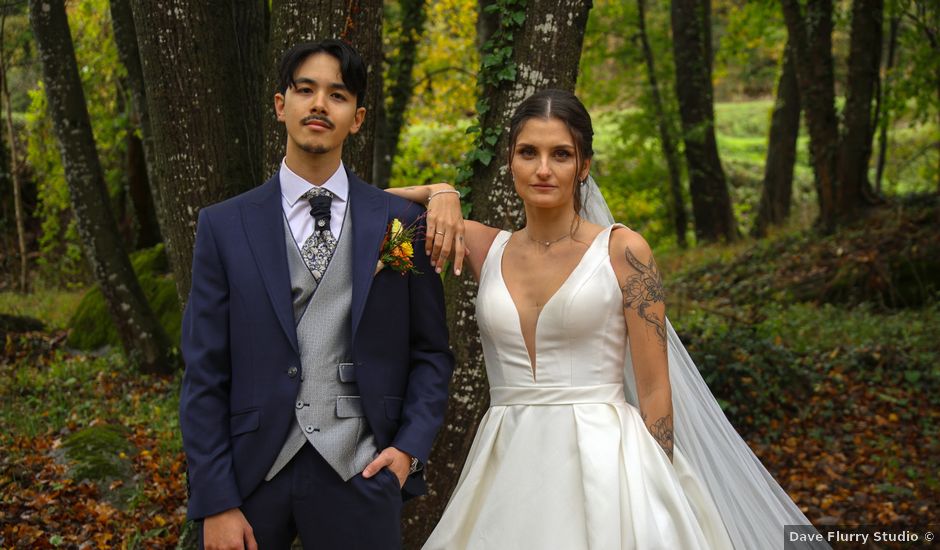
xmin=427 ymin=188 xmax=460 ymax=206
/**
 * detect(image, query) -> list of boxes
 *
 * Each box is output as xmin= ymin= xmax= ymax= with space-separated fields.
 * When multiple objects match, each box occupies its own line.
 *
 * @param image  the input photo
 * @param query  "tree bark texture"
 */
xmin=29 ymin=0 xmax=175 ymax=374
xmin=374 ymin=0 xmax=426 ymax=188
xmin=129 ymin=0 xmax=267 ymax=302
xmin=401 ymin=1 xmax=593 ymax=546
xmin=754 ymin=41 xmax=800 ymax=237
xmin=637 ymin=0 xmax=687 ymax=248
xmin=781 ymin=0 xmax=840 ymax=232
xmin=836 ymin=0 xmax=883 ymax=214
xmin=671 ymin=0 xmax=738 ymax=242
xmin=263 ymin=0 xmax=383 ymax=181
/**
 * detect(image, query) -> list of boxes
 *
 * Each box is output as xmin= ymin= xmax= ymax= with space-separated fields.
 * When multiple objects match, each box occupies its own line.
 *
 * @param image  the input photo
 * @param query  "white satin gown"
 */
xmin=423 ymin=226 xmax=734 ymax=550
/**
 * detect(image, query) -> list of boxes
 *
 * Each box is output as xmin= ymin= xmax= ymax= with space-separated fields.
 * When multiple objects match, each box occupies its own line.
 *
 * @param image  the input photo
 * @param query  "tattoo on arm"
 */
xmin=649 ymin=414 xmax=674 ymax=461
xmin=621 ymin=248 xmax=667 ymax=348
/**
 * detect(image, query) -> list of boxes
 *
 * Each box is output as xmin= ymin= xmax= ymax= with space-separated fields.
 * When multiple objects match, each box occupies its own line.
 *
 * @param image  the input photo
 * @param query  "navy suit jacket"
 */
xmin=179 ymin=170 xmax=454 ymax=520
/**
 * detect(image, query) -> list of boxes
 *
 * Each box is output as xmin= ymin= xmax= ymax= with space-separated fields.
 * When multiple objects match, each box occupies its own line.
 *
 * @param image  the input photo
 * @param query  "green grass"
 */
xmin=755 ymin=301 xmax=940 ymax=357
xmin=0 ymin=290 xmax=84 ymax=329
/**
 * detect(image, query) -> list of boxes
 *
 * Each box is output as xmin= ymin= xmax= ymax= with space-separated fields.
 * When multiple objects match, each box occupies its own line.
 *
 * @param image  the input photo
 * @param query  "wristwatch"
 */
xmin=408 ymin=456 xmax=421 ymax=475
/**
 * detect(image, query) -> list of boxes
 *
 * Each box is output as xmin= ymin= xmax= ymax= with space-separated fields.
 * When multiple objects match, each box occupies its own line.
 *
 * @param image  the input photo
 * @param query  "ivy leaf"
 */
xmin=478 ymin=149 xmax=494 ymax=166
xmin=498 ymin=66 xmax=517 ymax=81
xmin=484 ymin=133 xmax=499 ymax=146
xmin=511 ymin=11 xmax=526 ymax=26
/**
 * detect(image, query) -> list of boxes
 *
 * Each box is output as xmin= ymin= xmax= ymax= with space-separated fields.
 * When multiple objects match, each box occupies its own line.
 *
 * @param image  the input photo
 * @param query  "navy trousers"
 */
xmin=199 ymin=444 xmax=402 ymax=549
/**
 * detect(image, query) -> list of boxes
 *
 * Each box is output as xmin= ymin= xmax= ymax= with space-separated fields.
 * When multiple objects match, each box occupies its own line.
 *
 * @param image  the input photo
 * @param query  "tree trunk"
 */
xmin=781 ymin=0 xmax=840 ymax=232
xmin=1 ymin=14 xmax=27 ymax=292
xmin=28 ymin=0 xmax=175 ymax=374
xmin=671 ymin=0 xmax=738 ymax=242
xmin=129 ymin=0 xmax=267 ymax=302
xmin=110 ymin=0 xmax=162 ymax=249
xmin=875 ymin=13 xmax=901 ymax=193
xmin=401 ymin=1 xmax=593 ymax=546
xmin=374 ymin=0 xmax=427 ymax=188
xmin=637 ymin=0 xmax=687 ymax=248
xmin=754 ymin=40 xmax=800 ymax=237
xmin=263 ymin=0 xmax=384 ymax=181
xmin=836 ymin=0 xmax=883 ymax=215
xmin=126 ymin=129 xmax=161 ymax=248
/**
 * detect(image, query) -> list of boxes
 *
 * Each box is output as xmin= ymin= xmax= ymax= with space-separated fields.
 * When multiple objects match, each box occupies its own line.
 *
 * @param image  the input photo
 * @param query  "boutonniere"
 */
xmin=375 ymin=218 xmax=423 ymax=276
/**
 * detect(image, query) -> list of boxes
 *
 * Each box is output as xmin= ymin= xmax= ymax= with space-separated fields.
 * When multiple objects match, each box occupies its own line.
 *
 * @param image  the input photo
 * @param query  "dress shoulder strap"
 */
xmin=478 ymin=230 xmax=511 ymax=282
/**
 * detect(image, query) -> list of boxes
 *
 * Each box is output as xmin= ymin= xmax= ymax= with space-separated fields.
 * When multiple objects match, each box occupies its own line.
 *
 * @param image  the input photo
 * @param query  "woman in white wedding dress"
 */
xmin=389 ymin=89 xmax=822 ymax=550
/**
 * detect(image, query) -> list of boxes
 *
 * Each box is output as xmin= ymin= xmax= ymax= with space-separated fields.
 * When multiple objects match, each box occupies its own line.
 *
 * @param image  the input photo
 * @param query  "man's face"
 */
xmin=274 ymin=52 xmax=365 ymax=158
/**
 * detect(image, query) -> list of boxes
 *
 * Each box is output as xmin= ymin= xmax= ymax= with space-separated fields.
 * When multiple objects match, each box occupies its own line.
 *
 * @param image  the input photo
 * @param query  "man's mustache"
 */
xmin=301 ymin=115 xmax=335 ymax=129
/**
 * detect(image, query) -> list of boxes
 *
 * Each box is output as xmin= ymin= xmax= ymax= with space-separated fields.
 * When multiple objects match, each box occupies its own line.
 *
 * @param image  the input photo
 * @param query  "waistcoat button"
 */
xmin=287 ymin=366 xmax=299 ymax=378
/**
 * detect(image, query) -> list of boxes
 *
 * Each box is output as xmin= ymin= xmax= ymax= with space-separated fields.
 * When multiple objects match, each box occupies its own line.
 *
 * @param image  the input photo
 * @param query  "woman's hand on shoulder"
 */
xmin=424 ymin=183 xmax=465 ymax=275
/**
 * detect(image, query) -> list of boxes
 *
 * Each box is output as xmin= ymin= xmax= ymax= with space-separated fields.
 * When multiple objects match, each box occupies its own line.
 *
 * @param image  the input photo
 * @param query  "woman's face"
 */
xmin=511 ymin=117 xmax=589 ymax=211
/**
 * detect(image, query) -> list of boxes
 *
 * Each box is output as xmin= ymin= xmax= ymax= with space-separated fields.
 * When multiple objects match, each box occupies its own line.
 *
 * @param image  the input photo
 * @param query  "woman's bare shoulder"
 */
xmin=608 ymin=225 xmax=657 ymax=280
xmin=464 ymin=221 xmax=503 ymax=280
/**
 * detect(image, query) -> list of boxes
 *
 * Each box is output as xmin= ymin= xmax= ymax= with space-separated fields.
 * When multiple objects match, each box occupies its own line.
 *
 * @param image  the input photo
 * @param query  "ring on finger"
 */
xmin=435 ymin=230 xmax=446 ymax=236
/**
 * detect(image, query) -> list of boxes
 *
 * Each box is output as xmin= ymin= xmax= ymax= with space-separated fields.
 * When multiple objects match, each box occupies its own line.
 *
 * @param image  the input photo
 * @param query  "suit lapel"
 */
xmin=348 ymin=171 xmax=387 ymax=339
xmin=243 ymin=175 xmax=300 ymax=355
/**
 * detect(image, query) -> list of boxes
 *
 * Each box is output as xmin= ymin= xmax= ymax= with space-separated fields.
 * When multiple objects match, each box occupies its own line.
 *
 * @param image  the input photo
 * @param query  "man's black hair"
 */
xmin=276 ymin=39 xmax=367 ymax=107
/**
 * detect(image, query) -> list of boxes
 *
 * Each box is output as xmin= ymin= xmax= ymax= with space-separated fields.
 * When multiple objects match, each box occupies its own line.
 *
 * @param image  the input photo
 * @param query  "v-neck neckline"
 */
xmin=496 ymin=226 xmax=611 ymax=381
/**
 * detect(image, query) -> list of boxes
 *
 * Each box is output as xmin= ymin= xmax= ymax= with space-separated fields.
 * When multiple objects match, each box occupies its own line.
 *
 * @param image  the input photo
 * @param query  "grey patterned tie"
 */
xmin=300 ymin=187 xmax=337 ymax=281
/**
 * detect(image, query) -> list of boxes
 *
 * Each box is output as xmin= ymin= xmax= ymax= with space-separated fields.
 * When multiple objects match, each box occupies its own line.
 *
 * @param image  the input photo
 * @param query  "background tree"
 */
xmin=754 ymin=40 xmax=800 ymax=236
xmin=109 ymin=0 xmax=161 ymax=249
xmin=28 ymin=0 xmax=174 ymax=374
xmin=637 ymin=0 xmax=688 ymax=247
xmin=402 ymin=0 xmax=593 ymax=545
xmin=374 ymin=0 xmax=427 ymax=188
xmin=781 ymin=0 xmax=886 ymax=230
xmin=263 ymin=0 xmax=384 ymax=180
xmin=874 ymin=9 xmax=901 ymax=193
xmin=1 ymin=11 xmax=26 ymax=291
xmin=129 ymin=0 xmax=267 ymax=302
xmin=671 ymin=0 xmax=739 ymax=242
xmin=836 ymin=0 xmax=883 ymax=212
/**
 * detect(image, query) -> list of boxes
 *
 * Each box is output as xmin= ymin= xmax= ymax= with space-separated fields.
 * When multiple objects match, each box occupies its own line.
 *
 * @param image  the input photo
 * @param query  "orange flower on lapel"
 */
xmin=375 ymin=217 xmax=422 ymax=276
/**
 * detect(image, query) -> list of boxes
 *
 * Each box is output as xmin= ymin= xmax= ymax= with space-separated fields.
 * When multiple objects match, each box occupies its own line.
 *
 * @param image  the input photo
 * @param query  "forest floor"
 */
xmin=1 ymin=198 xmax=939 ymax=548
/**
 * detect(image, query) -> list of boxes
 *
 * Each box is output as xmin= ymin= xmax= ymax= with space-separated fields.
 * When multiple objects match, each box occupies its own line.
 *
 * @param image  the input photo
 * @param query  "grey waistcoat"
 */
xmin=265 ymin=210 xmax=378 ymax=481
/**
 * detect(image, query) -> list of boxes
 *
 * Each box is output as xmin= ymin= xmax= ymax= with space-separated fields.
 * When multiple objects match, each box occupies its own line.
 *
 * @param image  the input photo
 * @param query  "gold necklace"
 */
xmin=524 ymin=227 xmax=571 ymax=248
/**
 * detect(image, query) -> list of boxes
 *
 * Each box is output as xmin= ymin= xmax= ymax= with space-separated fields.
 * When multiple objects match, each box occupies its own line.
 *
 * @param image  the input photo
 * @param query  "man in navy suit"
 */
xmin=179 ymin=39 xmax=454 ymax=549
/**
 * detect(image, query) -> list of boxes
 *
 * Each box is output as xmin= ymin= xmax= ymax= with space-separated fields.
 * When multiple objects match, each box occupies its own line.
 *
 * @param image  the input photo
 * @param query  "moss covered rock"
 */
xmin=67 ymin=244 xmax=180 ymax=350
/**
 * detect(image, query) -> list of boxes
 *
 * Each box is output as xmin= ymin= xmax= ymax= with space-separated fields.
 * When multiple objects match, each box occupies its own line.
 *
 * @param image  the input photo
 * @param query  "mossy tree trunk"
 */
xmin=129 ymin=0 xmax=267 ymax=302
xmin=401 ymin=1 xmax=592 ymax=546
xmin=671 ymin=0 xmax=738 ymax=242
xmin=262 ymin=0 xmax=384 ymax=181
xmin=754 ymin=40 xmax=800 ymax=237
xmin=28 ymin=0 xmax=175 ymax=374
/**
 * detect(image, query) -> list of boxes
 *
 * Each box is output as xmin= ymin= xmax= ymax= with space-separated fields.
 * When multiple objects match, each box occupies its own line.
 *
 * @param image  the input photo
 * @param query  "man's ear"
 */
xmin=274 ymin=93 xmax=286 ymax=121
xmin=348 ymin=106 xmax=367 ymax=134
